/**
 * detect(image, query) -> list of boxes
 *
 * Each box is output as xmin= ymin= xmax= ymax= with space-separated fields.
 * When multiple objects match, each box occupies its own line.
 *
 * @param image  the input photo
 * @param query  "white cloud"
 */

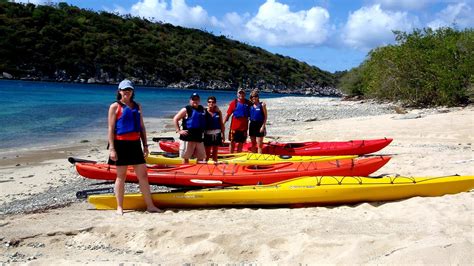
xmin=243 ymin=0 xmax=331 ymax=46
xmin=342 ymin=4 xmax=418 ymax=50
xmin=120 ymin=0 xmax=332 ymax=47
xmin=128 ymin=0 xmax=218 ymax=28
xmin=428 ymin=2 xmax=474 ymax=29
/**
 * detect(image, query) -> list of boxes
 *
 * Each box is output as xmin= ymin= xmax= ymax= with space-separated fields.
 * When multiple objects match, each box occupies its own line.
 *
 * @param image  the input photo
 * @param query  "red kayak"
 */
xmin=72 ymin=156 xmax=391 ymax=187
xmin=158 ymin=138 xmax=393 ymax=156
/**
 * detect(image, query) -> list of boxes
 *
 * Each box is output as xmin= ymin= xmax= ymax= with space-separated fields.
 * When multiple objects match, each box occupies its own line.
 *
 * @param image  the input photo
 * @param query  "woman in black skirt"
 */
xmin=249 ymin=90 xmax=267 ymax=153
xmin=204 ymin=96 xmax=225 ymax=162
xmin=108 ymin=79 xmax=161 ymax=215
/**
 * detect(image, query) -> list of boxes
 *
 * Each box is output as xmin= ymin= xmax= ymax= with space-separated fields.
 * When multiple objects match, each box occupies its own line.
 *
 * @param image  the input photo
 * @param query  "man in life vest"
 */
xmin=224 ymin=88 xmax=251 ymax=153
xmin=173 ymin=92 xmax=207 ymax=163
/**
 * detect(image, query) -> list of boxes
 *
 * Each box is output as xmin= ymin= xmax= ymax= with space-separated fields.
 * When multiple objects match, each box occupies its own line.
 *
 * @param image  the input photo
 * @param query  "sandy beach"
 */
xmin=0 ymin=97 xmax=473 ymax=264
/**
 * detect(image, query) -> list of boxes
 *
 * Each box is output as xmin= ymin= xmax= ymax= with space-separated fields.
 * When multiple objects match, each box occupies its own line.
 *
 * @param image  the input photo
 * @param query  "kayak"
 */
xmin=146 ymin=152 xmax=357 ymax=165
xmin=157 ymin=138 xmax=393 ymax=156
xmin=73 ymin=156 xmax=390 ymax=187
xmin=88 ymin=175 xmax=474 ymax=209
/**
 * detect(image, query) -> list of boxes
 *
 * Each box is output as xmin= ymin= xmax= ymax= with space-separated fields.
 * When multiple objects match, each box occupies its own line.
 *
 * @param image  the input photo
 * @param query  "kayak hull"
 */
xmin=146 ymin=153 xmax=357 ymax=165
xmin=88 ymin=175 xmax=474 ymax=209
xmin=75 ymin=156 xmax=390 ymax=187
xmin=158 ymin=138 xmax=393 ymax=156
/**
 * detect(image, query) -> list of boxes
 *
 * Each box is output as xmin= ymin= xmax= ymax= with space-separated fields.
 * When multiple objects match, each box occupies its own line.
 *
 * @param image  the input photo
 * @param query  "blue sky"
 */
xmin=16 ymin=0 xmax=474 ymax=72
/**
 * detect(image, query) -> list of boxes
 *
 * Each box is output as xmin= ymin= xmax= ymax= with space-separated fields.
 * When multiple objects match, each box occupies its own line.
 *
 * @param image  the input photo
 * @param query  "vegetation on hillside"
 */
xmin=0 ymin=1 xmax=335 ymax=91
xmin=338 ymin=28 xmax=473 ymax=106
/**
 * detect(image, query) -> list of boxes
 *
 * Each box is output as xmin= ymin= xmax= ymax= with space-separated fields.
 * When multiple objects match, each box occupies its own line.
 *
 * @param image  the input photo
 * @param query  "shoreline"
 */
xmin=0 ymin=96 xmax=472 ymax=264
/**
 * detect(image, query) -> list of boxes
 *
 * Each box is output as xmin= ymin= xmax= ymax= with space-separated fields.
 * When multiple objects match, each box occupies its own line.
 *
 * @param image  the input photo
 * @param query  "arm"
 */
xmin=219 ymin=110 xmax=225 ymax=141
xmin=107 ymin=103 xmax=118 ymax=161
xmin=173 ymin=108 xmax=188 ymax=136
xmin=138 ymin=104 xmax=149 ymax=158
xmin=261 ymin=102 xmax=268 ymax=133
xmin=224 ymin=100 xmax=234 ymax=123
xmin=224 ymin=113 xmax=230 ymax=123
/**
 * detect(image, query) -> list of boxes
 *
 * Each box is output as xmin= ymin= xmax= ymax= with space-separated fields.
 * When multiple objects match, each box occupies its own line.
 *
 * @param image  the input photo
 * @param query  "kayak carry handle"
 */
xmin=152 ymin=137 xmax=175 ymax=142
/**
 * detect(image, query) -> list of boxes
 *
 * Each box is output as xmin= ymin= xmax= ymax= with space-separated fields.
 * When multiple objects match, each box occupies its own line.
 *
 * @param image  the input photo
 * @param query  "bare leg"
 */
xmin=133 ymin=164 xmax=162 ymax=213
xmin=236 ymin=142 xmax=244 ymax=152
xmin=205 ymin=146 xmax=211 ymax=161
xmin=257 ymin=136 xmax=264 ymax=154
xmin=250 ymin=136 xmax=257 ymax=153
xmin=115 ymin=166 xmax=127 ymax=215
xmin=230 ymin=141 xmax=235 ymax=154
xmin=212 ymin=146 xmax=218 ymax=162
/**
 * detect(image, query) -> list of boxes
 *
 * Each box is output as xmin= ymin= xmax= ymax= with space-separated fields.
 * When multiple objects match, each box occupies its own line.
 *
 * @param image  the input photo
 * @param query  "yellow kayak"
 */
xmin=146 ymin=152 xmax=357 ymax=165
xmin=88 ymin=175 xmax=474 ymax=210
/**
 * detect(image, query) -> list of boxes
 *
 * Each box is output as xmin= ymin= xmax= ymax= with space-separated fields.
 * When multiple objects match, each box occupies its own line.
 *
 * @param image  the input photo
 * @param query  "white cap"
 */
xmin=118 ymin=79 xmax=134 ymax=90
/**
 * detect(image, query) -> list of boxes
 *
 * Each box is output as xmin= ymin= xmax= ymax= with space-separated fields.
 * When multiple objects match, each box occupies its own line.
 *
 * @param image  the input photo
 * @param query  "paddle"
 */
xmin=152 ymin=137 xmax=175 ymax=142
xmin=76 ymin=187 xmax=114 ymax=199
xmin=149 ymin=151 xmax=179 ymax=158
xmin=68 ymin=157 xmax=97 ymax=164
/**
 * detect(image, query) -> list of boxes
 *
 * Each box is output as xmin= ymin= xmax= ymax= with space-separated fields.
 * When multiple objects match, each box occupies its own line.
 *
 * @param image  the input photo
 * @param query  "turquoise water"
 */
xmin=0 ymin=80 xmax=285 ymax=150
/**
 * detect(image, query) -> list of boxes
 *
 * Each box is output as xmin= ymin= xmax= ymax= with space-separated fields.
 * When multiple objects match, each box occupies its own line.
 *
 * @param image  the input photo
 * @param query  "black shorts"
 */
xmin=249 ymin=121 xmax=266 ymax=137
xmin=204 ymin=133 xmax=223 ymax=146
xmin=229 ymin=130 xmax=247 ymax=143
xmin=108 ymin=139 xmax=145 ymax=166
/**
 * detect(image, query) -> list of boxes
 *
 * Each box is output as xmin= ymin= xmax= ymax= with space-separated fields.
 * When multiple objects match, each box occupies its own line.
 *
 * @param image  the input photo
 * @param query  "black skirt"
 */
xmin=203 ymin=132 xmax=223 ymax=146
xmin=249 ymin=120 xmax=266 ymax=137
xmin=108 ymin=139 xmax=145 ymax=166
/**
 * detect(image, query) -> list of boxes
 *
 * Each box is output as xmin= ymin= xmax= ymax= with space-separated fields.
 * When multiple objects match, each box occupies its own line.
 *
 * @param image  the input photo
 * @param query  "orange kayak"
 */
xmin=72 ymin=156 xmax=391 ymax=187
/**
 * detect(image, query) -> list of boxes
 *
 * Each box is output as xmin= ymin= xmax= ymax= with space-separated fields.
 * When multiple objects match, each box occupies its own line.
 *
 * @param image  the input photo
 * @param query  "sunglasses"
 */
xmin=207 ymin=100 xmax=216 ymax=103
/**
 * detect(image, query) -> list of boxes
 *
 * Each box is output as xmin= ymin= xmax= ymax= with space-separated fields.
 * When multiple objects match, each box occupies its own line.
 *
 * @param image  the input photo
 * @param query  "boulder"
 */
xmin=2 ymin=72 xmax=13 ymax=79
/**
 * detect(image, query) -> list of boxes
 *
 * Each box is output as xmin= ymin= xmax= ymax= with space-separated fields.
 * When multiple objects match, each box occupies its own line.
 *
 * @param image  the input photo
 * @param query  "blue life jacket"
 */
xmin=115 ymin=101 xmax=142 ymax=135
xmin=183 ymin=105 xmax=206 ymax=130
xmin=233 ymin=99 xmax=250 ymax=118
xmin=250 ymin=102 xmax=265 ymax=122
xmin=205 ymin=110 xmax=221 ymax=130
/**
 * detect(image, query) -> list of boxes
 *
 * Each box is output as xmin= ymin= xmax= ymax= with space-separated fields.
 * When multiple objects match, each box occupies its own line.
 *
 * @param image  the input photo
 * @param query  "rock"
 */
xmin=3 ymin=72 xmax=13 ymax=79
xmin=6 ymin=239 xmax=20 ymax=247
xmin=394 ymin=106 xmax=408 ymax=114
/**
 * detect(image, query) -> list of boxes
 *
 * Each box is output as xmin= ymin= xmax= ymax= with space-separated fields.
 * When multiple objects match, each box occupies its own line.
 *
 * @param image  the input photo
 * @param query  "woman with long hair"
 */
xmin=108 ymin=79 xmax=161 ymax=215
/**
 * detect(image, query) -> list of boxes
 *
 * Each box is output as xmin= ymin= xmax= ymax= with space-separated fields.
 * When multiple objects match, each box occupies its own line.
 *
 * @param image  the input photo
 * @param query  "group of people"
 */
xmin=106 ymin=79 xmax=268 ymax=214
xmin=173 ymin=88 xmax=268 ymax=163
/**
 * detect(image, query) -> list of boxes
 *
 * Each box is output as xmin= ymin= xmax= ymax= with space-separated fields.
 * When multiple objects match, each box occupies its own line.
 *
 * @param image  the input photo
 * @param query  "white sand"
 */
xmin=0 ymin=98 xmax=473 ymax=264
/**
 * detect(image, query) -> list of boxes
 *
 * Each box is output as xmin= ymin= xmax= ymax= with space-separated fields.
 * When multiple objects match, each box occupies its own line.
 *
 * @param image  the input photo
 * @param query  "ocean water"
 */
xmin=0 ymin=80 xmax=285 ymax=150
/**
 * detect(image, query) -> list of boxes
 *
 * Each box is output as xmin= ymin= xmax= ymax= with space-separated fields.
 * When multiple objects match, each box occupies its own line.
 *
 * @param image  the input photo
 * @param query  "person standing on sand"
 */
xmin=204 ymin=96 xmax=225 ymax=162
xmin=173 ymin=92 xmax=207 ymax=164
xmin=249 ymin=90 xmax=267 ymax=153
xmin=224 ymin=88 xmax=251 ymax=153
xmin=107 ymin=79 xmax=161 ymax=215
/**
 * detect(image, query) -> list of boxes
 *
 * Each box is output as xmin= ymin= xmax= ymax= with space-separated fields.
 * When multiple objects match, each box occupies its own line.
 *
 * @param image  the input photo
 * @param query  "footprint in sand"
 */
xmin=183 ymin=233 xmax=210 ymax=245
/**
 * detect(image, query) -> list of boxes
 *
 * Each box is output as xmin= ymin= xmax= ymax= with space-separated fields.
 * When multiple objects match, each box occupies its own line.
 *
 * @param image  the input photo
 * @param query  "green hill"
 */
xmin=0 ymin=1 xmax=338 ymax=95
